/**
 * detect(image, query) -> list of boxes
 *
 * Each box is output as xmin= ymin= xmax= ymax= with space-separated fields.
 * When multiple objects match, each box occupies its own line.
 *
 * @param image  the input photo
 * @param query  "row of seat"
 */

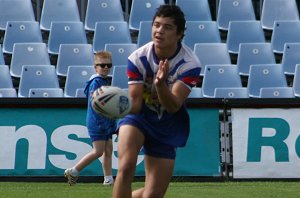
xmin=191 ymin=64 xmax=300 ymax=98
xmin=2 ymin=0 xmax=298 ymax=33
xmin=1 ymin=20 xmax=134 ymax=55
xmin=0 ymin=42 xmax=136 ymax=78
xmin=194 ymin=42 xmax=300 ymax=77
xmin=2 ymin=63 xmax=300 ymax=99
xmin=3 ymin=18 xmax=300 ymax=64
xmin=0 ymin=64 xmax=128 ymax=98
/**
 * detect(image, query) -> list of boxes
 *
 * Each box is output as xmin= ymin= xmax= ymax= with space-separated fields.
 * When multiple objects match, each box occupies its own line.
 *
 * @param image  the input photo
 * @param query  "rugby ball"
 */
xmin=91 ymin=86 xmax=131 ymax=119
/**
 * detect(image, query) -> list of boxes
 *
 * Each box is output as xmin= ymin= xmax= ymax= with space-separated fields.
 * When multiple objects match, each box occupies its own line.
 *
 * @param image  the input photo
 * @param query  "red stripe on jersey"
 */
xmin=182 ymin=76 xmax=200 ymax=86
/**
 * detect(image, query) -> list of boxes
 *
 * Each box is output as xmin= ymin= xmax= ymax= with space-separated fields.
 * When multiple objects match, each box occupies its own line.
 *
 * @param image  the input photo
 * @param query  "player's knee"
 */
xmin=118 ymin=160 xmax=136 ymax=176
xmin=93 ymin=150 xmax=104 ymax=158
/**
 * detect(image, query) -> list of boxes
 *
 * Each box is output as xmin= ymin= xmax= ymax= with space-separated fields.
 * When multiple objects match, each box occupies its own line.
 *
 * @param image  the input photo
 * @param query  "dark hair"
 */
xmin=152 ymin=5 xmax=186 ymax=38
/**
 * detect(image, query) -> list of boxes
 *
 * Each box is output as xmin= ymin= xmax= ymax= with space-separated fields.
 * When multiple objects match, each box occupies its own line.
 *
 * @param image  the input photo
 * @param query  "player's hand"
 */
xmin=155 ymin=59 xmax=169 ymax=86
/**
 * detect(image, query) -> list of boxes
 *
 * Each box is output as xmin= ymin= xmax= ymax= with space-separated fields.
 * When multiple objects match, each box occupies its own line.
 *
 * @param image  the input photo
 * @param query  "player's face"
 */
xmin=94 ymin=58 xmax=112 ymax=77
xmin=152 ymin=16 xmax=182 ymax=51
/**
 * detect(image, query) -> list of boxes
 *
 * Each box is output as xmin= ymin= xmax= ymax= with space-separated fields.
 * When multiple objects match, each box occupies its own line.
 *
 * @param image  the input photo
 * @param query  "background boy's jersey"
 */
xmin=84 ymin=74 xmax=116 ymax=135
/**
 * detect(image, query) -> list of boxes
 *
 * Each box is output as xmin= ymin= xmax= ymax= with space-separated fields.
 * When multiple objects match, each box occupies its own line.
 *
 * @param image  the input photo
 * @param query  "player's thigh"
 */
xmin=118 ymin=125 xmax=144 ymax=164
xmin=144 ymin=155 xmax=174 ymax=196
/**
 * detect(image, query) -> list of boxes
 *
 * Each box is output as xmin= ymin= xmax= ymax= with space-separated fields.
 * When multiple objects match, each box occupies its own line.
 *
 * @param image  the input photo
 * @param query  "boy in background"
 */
xmin=64 ymin=51 xmax=116 ymax=186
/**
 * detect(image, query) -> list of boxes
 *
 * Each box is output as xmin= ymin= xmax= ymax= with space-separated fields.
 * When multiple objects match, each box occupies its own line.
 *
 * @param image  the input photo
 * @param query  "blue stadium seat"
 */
xmin=0 ymin=65 xmax=14 ymax=88
xmin=64 ymin=66 xmax=95 ymax=97
xmin=137 ymin=21 xmax=152 ymax=47
xmin=93 ymin=21 xmax=132 ymax=52
xmin=227 ymin=21 xmax=265 ymax=54
xmin=183 ymin=21 xmax=221 ymax=50
xmin=236 ymin=43 xmax=276 ymax=76
xmin=293 ymin=64 xmax=300 ymax=97
xmin=214 ymin=87 xmax=249 ymax=98
xmin=48 ymin=22 xmax=87 ymax=55
xmin=281 ymin=43 xmax=300 ymax=75
xmin=176 ymin=0 xmax=212 ymax=21
xmin=84 ymin=0 xmax=124 ymax=31
xmin=0 ymin=45 xmax=5 ymax=65
xmin=0 ymin=88 xmax=17 ymax=98
xmin=40 ymin=0 xmax=80 ymax=31
xmin=104 ymin=43 xmax=137 ymax=66
xmin=0 ymin=0 xmax=35 ymax=30
xmin=261 ymin=0 xmax=299 ymax=30
xmin=271 ymin=21 xmax=300 ymax=54
xmin=129 ymin=0 xmax=165 ymax=31
xmin=194 ymin=43 xmax=231 ymax=76
xmin=188 ymin=87 xmax=203 ymax=98
xmin=75 ymin=88 xmax=86 ymax=98
xmin=259 ymin=87 xmax=295 ymax=98
xmin=10 ymin=43 xmax=51 ymax=78
xmin=111 ymin=65 xmax=128 ymax=89
xmin=2 ymin=21 xmax=43 ymax=54
xmin=56 ymin=44 xmax=94 ymax=76
xmin=29 ymin=88 xmax=64 ymax=98
xmin=247 ymin=64 xmax=287 ymax=98
xmin=18 ymin=65 xmax=60 ymax=97
xmin=202 ymin=65 xmax=243 ymax=98
xmin=217 ymin=0 xmax=256 ymax=31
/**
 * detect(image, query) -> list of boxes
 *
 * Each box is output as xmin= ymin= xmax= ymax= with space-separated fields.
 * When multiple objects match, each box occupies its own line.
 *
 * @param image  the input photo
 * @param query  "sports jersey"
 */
xmin=119 ymin=41 xmax=201 ymax=147
xmin=84 ymin=74 xmax=116 ymax=137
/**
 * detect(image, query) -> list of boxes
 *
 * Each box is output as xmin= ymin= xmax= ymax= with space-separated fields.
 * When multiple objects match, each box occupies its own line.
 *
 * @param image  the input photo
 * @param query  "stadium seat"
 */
xmin=10 ymin=43 xmax=51 ymax=78
xmin=111 ymin=65 xmax=128 ymax=89
xmin=261 ymin=0 xmax=299 ymax=30
xmin=0 ymin=65 xmax=14 ymax=88
xmin=259 ymin=87 xmax=295 ymax=98
xmin=137 ymin=21 xmax=152 ymax=47
xmin=247 ymin=64 xmax=287 ymax=98
xmin=128 ymin=0 xmax=165 ymax=31
xmin=183 ymin=21 xmax=221 ymax=50
xmin=0 ymin=88 xmax=17 ymax=98
xmin=84 ymin=0 xmax=124 ymax=31
xmin=293 ymin=64 xmax=300 ymax=97
xmin=194 ymin=43 xmax=231 ymax=76
xmin=176 ymin=0 xmax=212 ymax=21
xmin=0 ymin=45 xmax=5 ymax=65
xmin=92 ymin=21 xmax=132 ymax=53
xmin=75 ymin=88 xmax=86 ymax=98
xmin=18 ymin=65 xmax=60 ymax=97
xmin=2 ymin=21 xmax=43 ymax=54
xmin=29 ymin=88 xmax=64 ymax=98
xmin=64 ymin=66 xmax=95 ymax=97
xmin=56 ymin=44 xmax=94 ymax=76
xmin=281 ymin=43 xmax=300 ymax=75
xmin=104 ymin=43 xmax=137 ymax=66
xmin=227 ymin=21 xmax=265 ymax=54
xmin=236 ymin=43 xmax=276 ymax=76
xmin=48 ymin=22 xmax=87 ymax=55
xmin=217 ymin=0 xmax=256 ymax=31
xmin=188 ymin=87 xmax=203 ymax=98
xmin=40 ymin=0 xmax=80 ymax=31
xmin=0 ymin=0 xmax=35 ymax=31
xmin=214 ymin=87 xmax=249 ymax=98
xmin=202 ymin=65 xmax=243 ymax=98
xmin=271 ymin=21 xmax=300 ymax=54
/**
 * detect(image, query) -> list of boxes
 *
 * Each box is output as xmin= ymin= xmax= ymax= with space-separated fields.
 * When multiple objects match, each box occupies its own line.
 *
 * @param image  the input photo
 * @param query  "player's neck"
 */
xmin=154 ymin=44 xmax=178 ymax=60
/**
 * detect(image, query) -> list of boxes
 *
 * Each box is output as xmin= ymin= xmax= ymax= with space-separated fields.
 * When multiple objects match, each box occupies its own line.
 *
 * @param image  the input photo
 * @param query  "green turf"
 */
xmin=0 ymin=181 xmax=300 ymax=198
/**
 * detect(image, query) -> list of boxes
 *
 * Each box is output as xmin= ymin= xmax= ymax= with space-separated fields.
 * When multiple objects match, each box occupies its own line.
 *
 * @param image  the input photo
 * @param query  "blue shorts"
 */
xmin=118 ymin=119 xmax=177 ymax=160
xmin=89 ymin=133 xmax=112 ymax=142
xmin=143 ymin=133 xmax=177 ymax=160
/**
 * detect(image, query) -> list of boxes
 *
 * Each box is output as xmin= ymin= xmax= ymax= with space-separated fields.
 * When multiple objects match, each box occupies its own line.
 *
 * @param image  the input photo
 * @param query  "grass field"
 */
xmin=0 ymin=181 xmax=300 ymax=198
